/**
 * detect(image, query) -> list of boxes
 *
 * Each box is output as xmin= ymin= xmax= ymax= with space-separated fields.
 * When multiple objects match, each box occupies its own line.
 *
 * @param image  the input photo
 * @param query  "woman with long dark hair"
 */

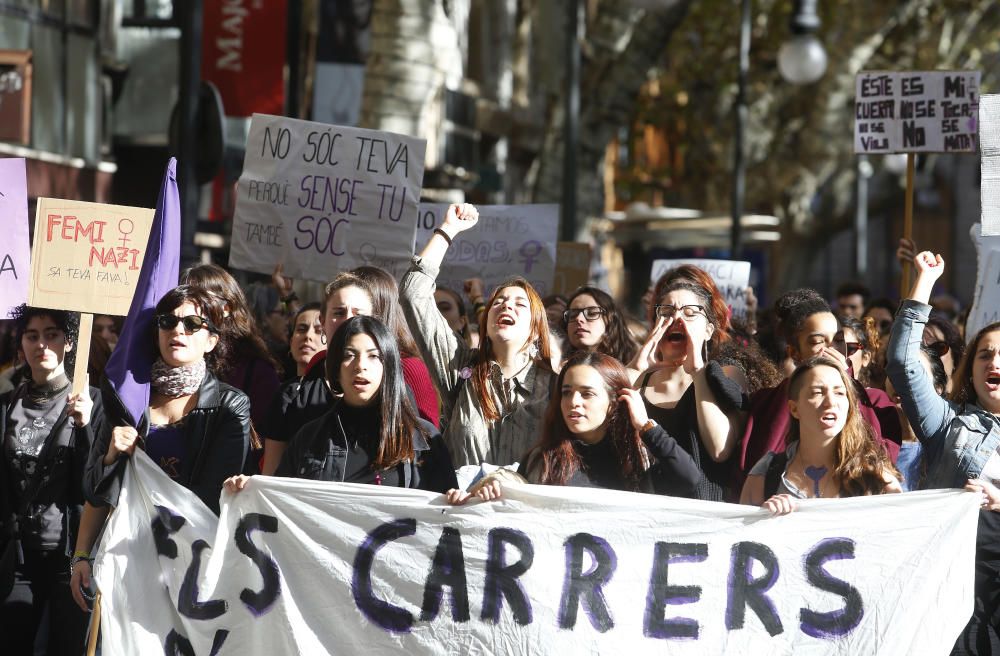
xmin=400 ymin=204 xmax=554 ymax=468
xmin=562 ymin=286 xmax=638 ymax=365
xmin=740 ymin=356 xmax=901 ymax=513
xmin=226 ymin=316 xmax=456 ymax=491
xmin=0 ymin=306 xmax=100 ymax=653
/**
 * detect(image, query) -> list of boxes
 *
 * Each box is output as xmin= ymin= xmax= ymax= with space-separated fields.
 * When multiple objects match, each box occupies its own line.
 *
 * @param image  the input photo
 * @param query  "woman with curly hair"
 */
xmin=562 ymin=286 xmax=638 ymax=365
xmin=740 ymin=355 xmax=901 ymax=513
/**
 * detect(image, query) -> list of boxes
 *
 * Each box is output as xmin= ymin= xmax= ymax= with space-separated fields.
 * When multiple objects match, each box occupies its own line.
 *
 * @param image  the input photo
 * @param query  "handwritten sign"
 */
xmin=0 ymin=158 xmax=29 ymax=318
xmin=414 ymin=204 xmax=558 ymax=297
xmin=651 ymin=259 xmax=751 ymax=319
xmin=552 ymin=242 xmax=592 ymax=295
xmin=854 ymin=71 xmax=980 ymax=154
xmin=28 ymin=198 xmax=154 ymax=315
xmin=230 ymin=114 xmax=426 ymax=282
xmin=980 ymin=94 xmax=1000 ymax=236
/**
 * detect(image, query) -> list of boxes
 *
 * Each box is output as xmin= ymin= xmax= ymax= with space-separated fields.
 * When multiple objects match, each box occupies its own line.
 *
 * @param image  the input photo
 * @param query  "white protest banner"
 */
xmin=28 ymin=198 xmax=154 ymax=316
xmin=651 ymin=258 xmax=751 ymax=319
xmin=0 ymin=157 xmax=29 ymax=317
xmin=414 ymin=203 xmax=558 ymax=297
xmin=980 ymin=94 xmax=1000 ymax=236
xmin=95 ymin=449 xmax=978 ymax=656
xmin=231 ymin=114 xmax=426 ymax=281
xmin=854 ymin=71 xmax=980 ymax=154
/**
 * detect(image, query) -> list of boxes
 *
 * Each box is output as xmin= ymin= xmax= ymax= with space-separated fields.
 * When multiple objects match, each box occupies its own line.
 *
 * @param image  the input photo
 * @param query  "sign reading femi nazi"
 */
xmin=854 ymin=71 xmax=980 ymax=154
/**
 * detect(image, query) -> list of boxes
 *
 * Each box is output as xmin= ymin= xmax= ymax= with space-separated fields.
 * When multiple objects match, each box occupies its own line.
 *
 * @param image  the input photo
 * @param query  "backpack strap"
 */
xmin=763 ymin=451 xmax=790 ymax=500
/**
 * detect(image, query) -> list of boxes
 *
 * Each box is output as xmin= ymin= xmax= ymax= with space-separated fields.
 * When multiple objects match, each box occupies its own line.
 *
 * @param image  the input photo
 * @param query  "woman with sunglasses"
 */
xmin=923 ymin=313 xmax=963 ymax=395
xmin=626 ymin=265 xmax=747 ymax=501
xmin=835 ymin=315 xmax=878 ymax=387
xmin=740 ymin=356 xmax=901 ymax=514
xmin=400 ymin=204 xmax=555 ymax=469
xmin=225 ymin=316 xmax=457 ymax=492
xmin=0 ymin=306 xmax=100 ymax=653
xmin=888 ymin=252 xmax=1000 ymax=653
xmin=736 ymin=289 xmax=902 ymax=494
xmin=562 ymin=286 xmax=638 ymax=365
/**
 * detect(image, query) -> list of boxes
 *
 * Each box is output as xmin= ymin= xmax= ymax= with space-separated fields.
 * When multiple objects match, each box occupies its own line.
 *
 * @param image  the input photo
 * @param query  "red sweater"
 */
xmin=402 ymin=356 xmax=440 ymax=428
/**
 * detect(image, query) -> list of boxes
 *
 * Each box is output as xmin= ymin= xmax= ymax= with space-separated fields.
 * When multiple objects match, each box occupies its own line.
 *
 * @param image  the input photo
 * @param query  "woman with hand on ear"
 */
xmin=400 ymin=203 xmax=554 ymax=469
xmin=627 ymin=266 xmax=747 ymax=501
xmin=0 ymin=306 xmax=101 ymax=654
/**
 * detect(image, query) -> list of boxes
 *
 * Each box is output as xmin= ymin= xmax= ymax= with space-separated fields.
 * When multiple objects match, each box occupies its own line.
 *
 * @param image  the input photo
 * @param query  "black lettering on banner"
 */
xmin=644 ymin=542 xmax=709 ymax=640
xmin=178 ymin=540 xmax=229 ymax=621
xmin=0 ymin=254 xmax=16 ymax=278
xmin=558 ymin=533 xmax=616 ymax=633
xmin=152 ymin=505 xmax=187 ymax=559
xmin=352 ymin=518 xmax=417 ymax=633
xmin=163 ymin=629 xmax=229 ymax=656
xmin=725 ymin=541 xmax=783 ymax=636
xmin=799 ymin=538 xmax=864 ymax=638
xmin=235 ymin=513 xmax=281 ymax=616
xmin=420 ymin=526 xmax=471 ymax=623
xmin=481 ymin=527 xmax=534 ymax=626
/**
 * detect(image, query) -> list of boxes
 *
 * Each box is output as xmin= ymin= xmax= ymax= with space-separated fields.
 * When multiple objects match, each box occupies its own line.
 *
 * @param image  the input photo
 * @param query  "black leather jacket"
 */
xmin=86 ymin=371 xmax=254 ymax=515
xmin=275 ymin=400 xmax=458 ymax=493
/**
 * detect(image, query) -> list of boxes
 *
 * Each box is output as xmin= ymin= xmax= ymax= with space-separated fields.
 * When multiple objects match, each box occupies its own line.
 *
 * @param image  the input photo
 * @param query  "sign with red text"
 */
xmin=29 ymin=198 xmax=154 ymax=315
xmin=854 ymin=71 xmax=980 ymax=154
xmin=230 ymin=114 xmax=426 ymax=281
xmin=0 ymin=158 xmax=29 ymax=317
xmin=95 ymin=450 xmax=978 ymax=656
xmin=413 ymin=204 xmax=559 ymax=297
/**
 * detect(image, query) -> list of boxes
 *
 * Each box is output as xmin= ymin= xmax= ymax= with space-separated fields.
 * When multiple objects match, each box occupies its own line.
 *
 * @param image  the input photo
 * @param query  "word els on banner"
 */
xmin=413 ymin=204 xmax=559 ymax=296
xmin=28 ymin=199 xmax=154 ymax=315
xmin=854 ymin=71 xmax=980 ymax=154
xmin=230 ymin=114 xmax=427 ymax=282
xmin=651 ymin=259 xmax=751 ymax=319
xmin=0 ymin=157 xmax=29 ymax=318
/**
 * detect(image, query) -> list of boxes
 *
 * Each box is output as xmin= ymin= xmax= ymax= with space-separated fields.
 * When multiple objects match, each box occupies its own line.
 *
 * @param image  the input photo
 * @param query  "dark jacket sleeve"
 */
xmin=643 ymin=424 xmax=702 ymax=498
xmin=416 ymin=423 xmax=458 ymax=493
xmin=189 ymin=387 xmax=253 ymax=514
xmin=85 ymin=377 xmax=141 ymax=508
xmin=73 ymin=386 xmax=103 ymax=506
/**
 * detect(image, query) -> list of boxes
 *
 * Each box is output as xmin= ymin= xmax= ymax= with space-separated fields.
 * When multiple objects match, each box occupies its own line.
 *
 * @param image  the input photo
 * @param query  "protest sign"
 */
xmin=854 ymin=71 xmax=980 ymax=154
xmin=95 ymin=450 xmax=978 ymax=656
xmin=552 ymin=242 xmax=591 ymax=295
xmin=650 ymin=259 xmax=751 ymax=319
xmin=980 ymin=94 xmax=1000 ymax=236
xmin=0 ymin=157 xmax=29 ymax=318
xmin=230 ymin=114 xmax=426 ymax=281
xmin=413 ymin=204 xmax=559 ymax=297
xmin=28 ymin=198 xmax=154 ymax=316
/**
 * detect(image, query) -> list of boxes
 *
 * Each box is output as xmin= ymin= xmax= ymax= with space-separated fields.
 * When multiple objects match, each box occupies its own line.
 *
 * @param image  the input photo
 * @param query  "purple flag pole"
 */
xmin=104 ymin=158 xmax=181 ymax=427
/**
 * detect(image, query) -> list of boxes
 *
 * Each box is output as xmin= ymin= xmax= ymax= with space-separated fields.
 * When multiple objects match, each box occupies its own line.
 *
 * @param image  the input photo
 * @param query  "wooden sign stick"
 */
xmin=900 ymin=153 xmax=916 ymax=297
xmin=73 ymin=312 xmax=93 ymax=395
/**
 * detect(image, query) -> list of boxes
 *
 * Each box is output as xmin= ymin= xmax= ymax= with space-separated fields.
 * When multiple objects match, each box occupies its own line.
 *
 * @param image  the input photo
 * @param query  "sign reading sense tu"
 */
xmin=854 ymin=71 xmax=980 ymax=154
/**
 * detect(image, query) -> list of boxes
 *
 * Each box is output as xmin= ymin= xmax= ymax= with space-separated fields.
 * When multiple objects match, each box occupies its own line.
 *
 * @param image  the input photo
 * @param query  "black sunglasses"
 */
xmin=156 ymin=314 xmax=215 ymax=334
xmin=925 ymin=340 xmax=950 ymax=357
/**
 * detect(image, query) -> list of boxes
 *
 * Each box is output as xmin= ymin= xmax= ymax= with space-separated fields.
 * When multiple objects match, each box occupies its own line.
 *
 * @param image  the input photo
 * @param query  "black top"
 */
xmin=259 ymin=360 xmax=331 ymax=444
xmin=640 ymin=361 xmax=743 ymax=501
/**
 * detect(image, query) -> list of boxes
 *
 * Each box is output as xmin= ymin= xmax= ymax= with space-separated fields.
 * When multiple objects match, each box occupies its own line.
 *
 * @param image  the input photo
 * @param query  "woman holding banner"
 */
xmin=562 ymin=286 xmax=638 ymax=365
xmin=888 ymin=252 xmax=1000 ymax=654
xmin=0 ymin=305 xmax=101 ymax=654
xmin=225 ymin=316 xmax=456 ymax=492
xmin=739 ymin=355 xmax=901 ymax=514
xmin=400 ymin=203 xmax=555 ymax=470
xmin=627 ymin=265 xmax=747 ymax=501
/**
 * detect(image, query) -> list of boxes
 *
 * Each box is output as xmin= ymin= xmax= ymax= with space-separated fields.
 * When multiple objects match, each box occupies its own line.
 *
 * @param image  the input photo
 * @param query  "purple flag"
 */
xmin=104 ymin=158 xmax=181 ymax=427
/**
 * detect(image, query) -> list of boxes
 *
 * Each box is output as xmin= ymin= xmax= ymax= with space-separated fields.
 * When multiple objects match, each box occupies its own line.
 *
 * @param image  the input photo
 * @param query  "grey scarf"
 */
xmin=151 ymin=358 xmax=206 ymax=398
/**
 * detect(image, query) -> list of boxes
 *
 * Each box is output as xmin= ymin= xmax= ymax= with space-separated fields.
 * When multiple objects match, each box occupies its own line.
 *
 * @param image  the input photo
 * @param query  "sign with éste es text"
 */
xmin=0 ymin=158 xmax=29 ymax=317
xmin=29 ymin=198 xmax=154 ymax=315
xmin=413 ymin=203 xmax=559 ymax=297
xmin=854 ymin=71 xmax=980 ymax=154
xmin=651 ymin=259 xmax=751 ymax=319
xmin=230 ymin=114 xmax=426 ymax=282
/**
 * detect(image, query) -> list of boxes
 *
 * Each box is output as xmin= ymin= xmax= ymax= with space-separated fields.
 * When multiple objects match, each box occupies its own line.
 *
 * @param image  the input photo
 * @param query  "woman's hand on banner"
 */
xmin=445 ymin=478 xmax=504 ymax=505
xmin=104 ymin=425 xmax=139 ymax=465
xmin=965 ymin=478 xmax=1000 ymax=512
xmin=762 ymin=493 xmax=799 ymax=516
xmin=224 ymin=475 xmax=253 ymax=493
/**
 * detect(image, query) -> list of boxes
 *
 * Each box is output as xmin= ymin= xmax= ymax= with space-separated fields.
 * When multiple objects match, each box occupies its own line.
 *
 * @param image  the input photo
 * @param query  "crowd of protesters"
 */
xmin=1 ymin=203 xmax=998 ymax=654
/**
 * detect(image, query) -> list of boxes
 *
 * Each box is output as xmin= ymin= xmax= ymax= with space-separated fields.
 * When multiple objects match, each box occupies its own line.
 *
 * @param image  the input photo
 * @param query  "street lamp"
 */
xmin=778 ymin=0 xmax=827 ymax=85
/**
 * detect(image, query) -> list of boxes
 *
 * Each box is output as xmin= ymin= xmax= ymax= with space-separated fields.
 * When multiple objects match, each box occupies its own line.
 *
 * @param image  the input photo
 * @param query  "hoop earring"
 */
xmin=320 ymin=332 xmax=328 ymax=345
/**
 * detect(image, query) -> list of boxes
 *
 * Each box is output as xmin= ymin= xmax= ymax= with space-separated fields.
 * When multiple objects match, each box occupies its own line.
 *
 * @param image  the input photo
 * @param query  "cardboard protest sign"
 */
xmin=230 ymin=114 xmax=426 ymax=281
xmin=0 ymin=158 xmax=29 ymax=318
xmin=413 ymin=203 xmax=559 ymax=297
xmin=651 ymin=259 xmax=751 ymax=319
xmin=28 ymin=198 xmax=154 ymax=316
xmin=854 ymin=71 xmax=980 ymax=154
xmin=552 ymin=242 xmax=591 ymax=295
xmin=96 ymin=449 xmax=978 ymax=656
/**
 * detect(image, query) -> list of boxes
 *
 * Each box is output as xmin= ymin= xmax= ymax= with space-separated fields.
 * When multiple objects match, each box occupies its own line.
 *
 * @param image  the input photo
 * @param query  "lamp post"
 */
xmin=778 ymin=0 xmax=827 ymax=85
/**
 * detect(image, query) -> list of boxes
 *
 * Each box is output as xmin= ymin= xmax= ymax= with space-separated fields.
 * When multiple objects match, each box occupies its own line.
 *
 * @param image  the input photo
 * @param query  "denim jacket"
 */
xmin=886 ymin=300 xmax=1000 ymax=488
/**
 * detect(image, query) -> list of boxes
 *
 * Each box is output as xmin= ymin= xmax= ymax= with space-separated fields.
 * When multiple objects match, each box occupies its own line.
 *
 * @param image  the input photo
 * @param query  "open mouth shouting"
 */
xmin=351 ymin=376 xmax=373 ymax=393
xmin=819 ymin=410 xmax=840 ymax=431
xmin=985 ymin=371 xmax=1000 ymax=392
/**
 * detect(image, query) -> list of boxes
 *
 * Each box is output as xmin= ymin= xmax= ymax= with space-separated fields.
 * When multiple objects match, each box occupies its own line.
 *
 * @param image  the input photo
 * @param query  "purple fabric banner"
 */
xmin=0 ymin=158 xmax=29 ymax=318
xmin=104 ymin=158 xmax=181 ymax=427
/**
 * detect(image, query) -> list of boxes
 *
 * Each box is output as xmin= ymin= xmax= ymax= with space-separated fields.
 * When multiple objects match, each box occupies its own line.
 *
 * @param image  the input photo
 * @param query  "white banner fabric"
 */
xmin=230 ymin=114 xmax=426 ymax=281
xmin=94 ymin=450 xmax=979 ymax=656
